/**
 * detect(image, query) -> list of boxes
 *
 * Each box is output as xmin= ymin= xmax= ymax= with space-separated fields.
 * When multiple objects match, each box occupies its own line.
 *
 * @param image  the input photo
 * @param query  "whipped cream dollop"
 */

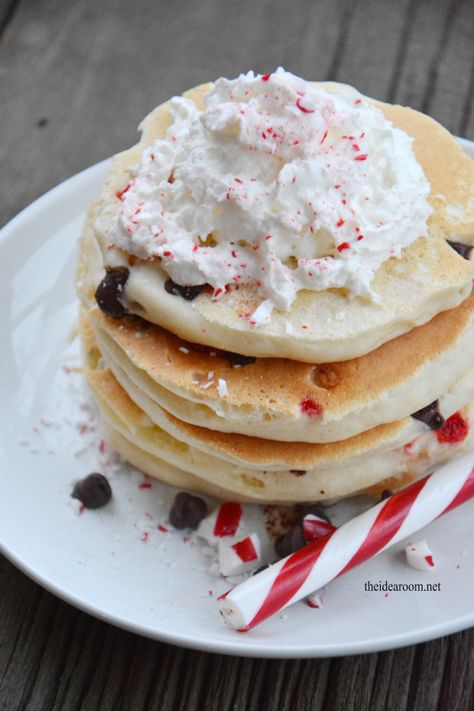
xmin=107 ymin=68 xmax=432 ymax=320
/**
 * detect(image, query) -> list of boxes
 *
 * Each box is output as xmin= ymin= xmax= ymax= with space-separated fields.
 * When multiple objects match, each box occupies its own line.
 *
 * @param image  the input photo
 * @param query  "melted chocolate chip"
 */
xmin=164 ymin=279 xmax=206 ymax=301
xmin=380 ymin=489 xmax=394 ymax=501
xmin=225 ymin=352 xmax=257 ymax=366
xmin=169 ymin=492 xmax=208 ymax=529
xmin=411 ymin=400 xmax=445 ymax=430
xmin=290 ymin=470 xmax=307 ymax=477
xmin=169 ymin=336 xmax=256 ymax=366
xmin=274 ymin=525 xmax=306 ymax=558
xmin=95 ymin=267 xmax=129 ymax=317
xmin=72 ymin=473 xmax=112 ymax=509
xmin=447 ymin=241 xmax=473 ymax=260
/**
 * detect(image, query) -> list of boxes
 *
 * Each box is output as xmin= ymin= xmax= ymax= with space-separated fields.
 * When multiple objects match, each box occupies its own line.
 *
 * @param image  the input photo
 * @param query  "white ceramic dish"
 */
xmin=1 ymin=140 xmax=473 ymax=658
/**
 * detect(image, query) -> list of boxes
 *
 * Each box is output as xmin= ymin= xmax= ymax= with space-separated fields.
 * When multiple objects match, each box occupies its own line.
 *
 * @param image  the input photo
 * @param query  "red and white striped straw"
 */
xmin=218 ymin=453 xmax=474 ymax=631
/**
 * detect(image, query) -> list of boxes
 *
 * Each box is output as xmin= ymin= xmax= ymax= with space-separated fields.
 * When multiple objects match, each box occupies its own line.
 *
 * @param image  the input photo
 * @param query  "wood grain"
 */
xmin=1 ymin=0 xmax=474 ymax=709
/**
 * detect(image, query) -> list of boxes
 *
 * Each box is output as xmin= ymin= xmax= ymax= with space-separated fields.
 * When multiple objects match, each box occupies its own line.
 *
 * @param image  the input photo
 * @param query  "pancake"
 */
xmin=80 ymin=317 xmax=474 ymax=502
xmin=85 ymin=362 xmax=474 ymax=504
xmin=88 ymin=288 xmax=474 ymax=443
xmin=77 ymin=82 xmax=474 ymax=363
xmin=96 ymin=352 xmax=474 ymax=471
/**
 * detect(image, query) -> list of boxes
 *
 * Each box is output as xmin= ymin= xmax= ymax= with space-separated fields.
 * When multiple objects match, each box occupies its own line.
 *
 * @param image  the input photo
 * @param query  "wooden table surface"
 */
xmin=1 ymin=1 xmax=473 ymax=709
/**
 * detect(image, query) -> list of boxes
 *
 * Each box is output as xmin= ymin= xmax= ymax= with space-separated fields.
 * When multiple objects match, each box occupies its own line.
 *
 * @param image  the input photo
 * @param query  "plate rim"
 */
xmin=2 ymin=536 xmax=474 ymax=658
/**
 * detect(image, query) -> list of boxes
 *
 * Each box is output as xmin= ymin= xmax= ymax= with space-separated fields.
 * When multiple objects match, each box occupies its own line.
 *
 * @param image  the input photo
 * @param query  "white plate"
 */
xmin=1 ymin=140 xmax=474 ymax=659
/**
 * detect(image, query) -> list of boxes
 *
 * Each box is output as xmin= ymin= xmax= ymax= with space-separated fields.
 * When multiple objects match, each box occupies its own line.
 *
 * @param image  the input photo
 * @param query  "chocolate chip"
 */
xmin=72 ymin=473 xmax=112 ymax=509
xmin=176 ymin=340 xmax=257 ymax=366
xmin=164 ymin=279 xmax=206 ymax=300
xmin=290 ymin=470 xmax=307 ymax=477
xmin=225 ymin=352 xmax=257 ymax=366
xmin=169 ymin=492 xmax=208 ymax=529
xmin=274 ymin=525 xmax=306 ymax=558
xmin=95 ymin=267 xmax=129 ymax=317
xmin=447 ymin=240 xmax=473 ymax=260
xmin=380 ymin=489 xmax=393 ymax=501
xmin=411 ymin=400 xmax=445 ymax=430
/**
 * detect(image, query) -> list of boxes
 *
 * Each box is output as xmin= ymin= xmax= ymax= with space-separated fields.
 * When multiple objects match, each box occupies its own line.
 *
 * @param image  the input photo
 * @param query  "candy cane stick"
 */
xmin=219 ymin=453 xmax=474 ymax=631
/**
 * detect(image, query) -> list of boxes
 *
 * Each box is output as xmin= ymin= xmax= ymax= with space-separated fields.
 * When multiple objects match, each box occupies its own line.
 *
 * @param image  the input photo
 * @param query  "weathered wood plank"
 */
xmin=406 ymin=636 xmax=449 ymax=711
xmin=327 ymin=0 xmax=412 ymax=100
xmin=369 ymin=646 xmax=417 ymax=710
xmin=439 ymin=628 xmax=474 ymax=710
xmin=421 ymin=0 xmax=474 ymax=136
xmin=0 ymin=0 xmax=20 ymax=39
xmin=390 ymin=0 xmax=474 ymax=138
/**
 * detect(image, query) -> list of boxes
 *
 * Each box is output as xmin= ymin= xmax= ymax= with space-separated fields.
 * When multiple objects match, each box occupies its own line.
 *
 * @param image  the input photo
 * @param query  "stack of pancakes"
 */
xmin=76 ymin=84 xmax=474 ymax=503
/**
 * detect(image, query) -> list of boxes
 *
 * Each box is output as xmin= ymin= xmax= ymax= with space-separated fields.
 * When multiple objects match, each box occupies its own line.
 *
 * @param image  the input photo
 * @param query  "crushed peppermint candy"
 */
xmin=302 ymin=514 xmax=336 ymax=541
xmin=219 ymin=533 xmax=261 ymax=576
xmin=305 ymin=592 xmax=323 ymax=609
xmin=217 ymin=378 xmax=229 ymax=397
xmin=405 ymin=540 xmax=436 ymax=571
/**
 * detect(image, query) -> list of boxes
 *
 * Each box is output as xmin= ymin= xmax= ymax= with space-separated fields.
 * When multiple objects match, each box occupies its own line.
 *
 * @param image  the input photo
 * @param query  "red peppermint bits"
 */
xmin=300 ymin=398 xmax=323 ymax=416
xmin=214 ymin=502 xmax=242 ymax=536
xmin=354 ymin=154 xmax=368 ymax=161
xmin=296 ymin=97 xmax=315 ymax=113
xmin=302 ymin=516 xmax=336 ymax=542
xmin=116 ymin=180 xmax=134 ymax=201
xmin=336 ymin=218 xmax=345 ymax=227
xmin=261 ymin=73 xmax=272 ymax=81
xmin=436 ymin=412 xmax=469 ymax=445
xmin=232 ymin=537 xmax=258 ymax=563
xmin=337 ymin=242 xmax=350 ymax=252
xmin=425 ymin=555 xmax=435 ymax=567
